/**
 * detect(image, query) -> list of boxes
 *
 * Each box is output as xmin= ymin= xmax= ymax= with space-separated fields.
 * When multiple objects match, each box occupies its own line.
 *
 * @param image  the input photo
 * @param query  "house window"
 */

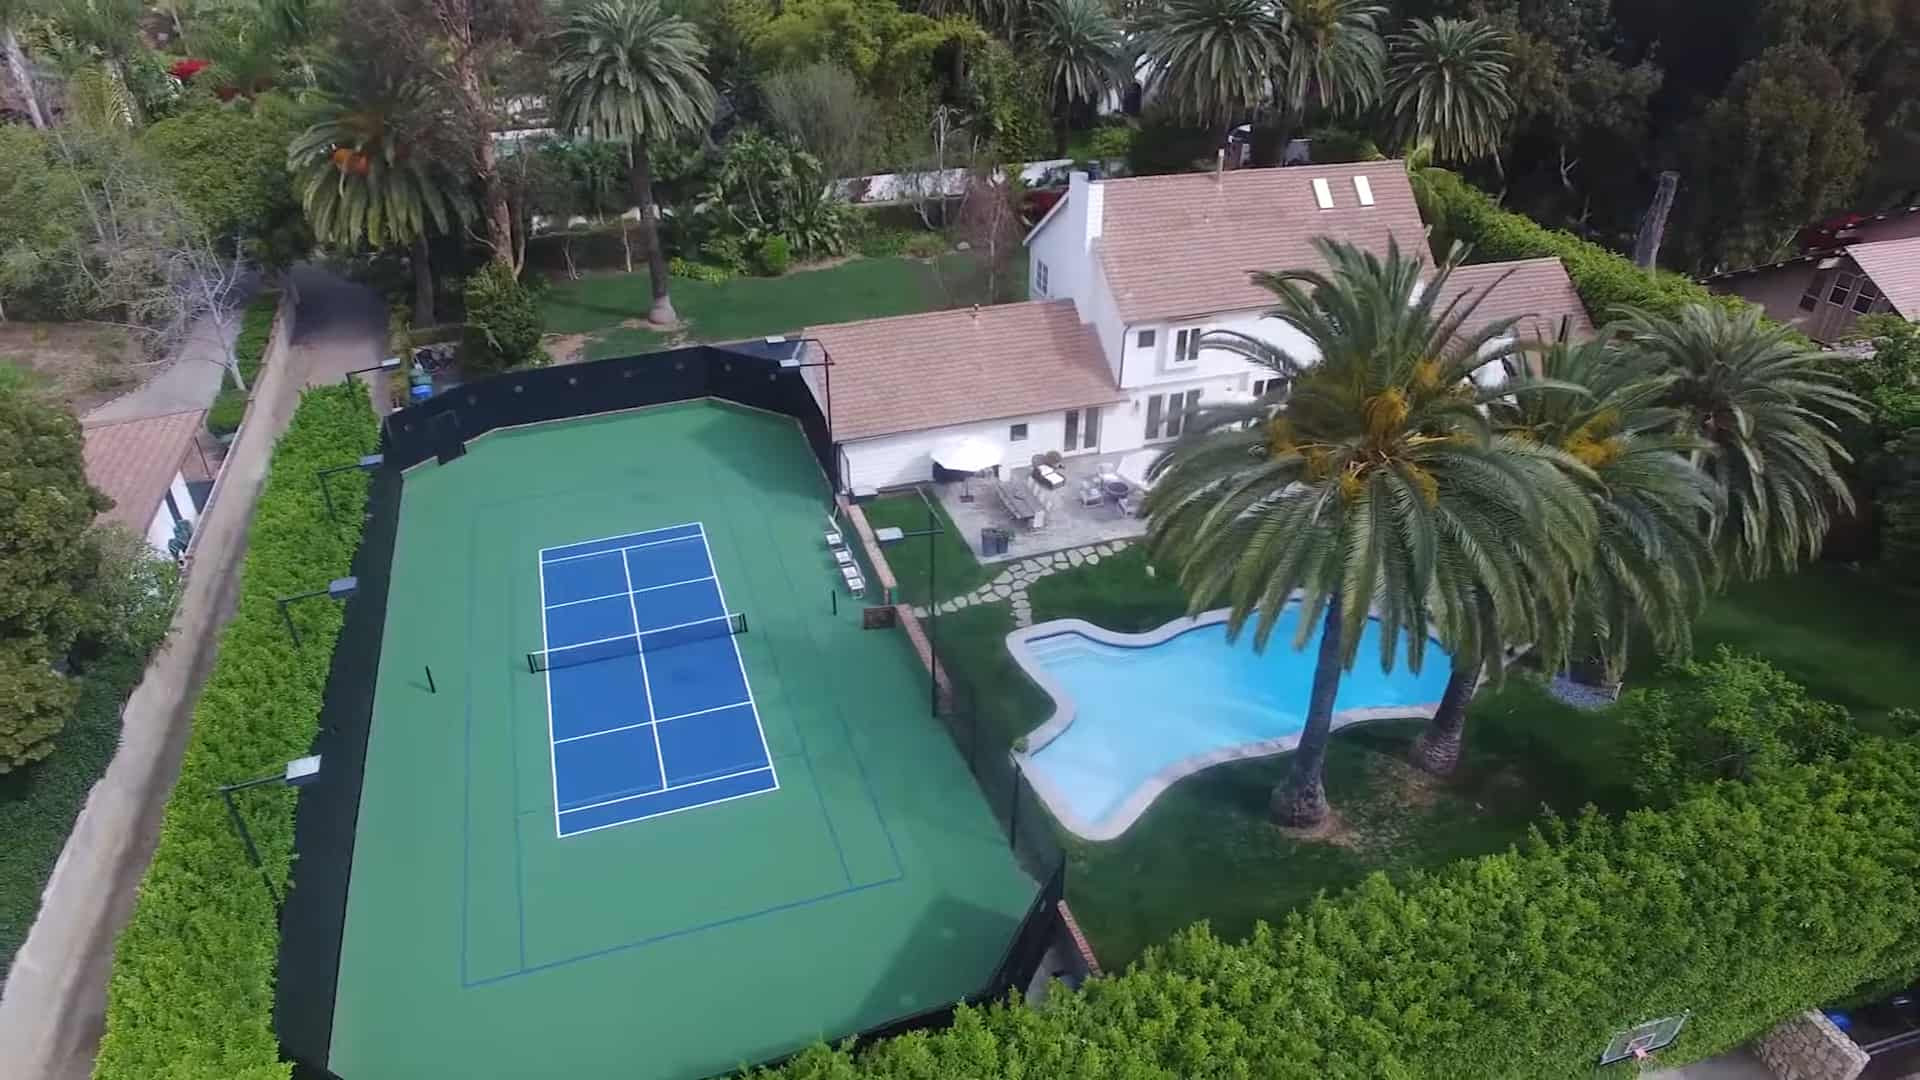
xmin=1145 ymin=390 xmax=1202 ymax=440
xmin=1035 ymin=261 xmax=1049 ymax=296
xmin=1137 ymin=328 xmax=1156 ymax=349
xmin=1144 ymin=395 xmax=1163 ymax=439
xmin=1171 ymin=327 xmax=1202 ymax=365
xmin=1251 ymin=378 xmax=1274 ymax=398
xmin=1009 ymin=422 xmax=1028 ymax=442
xmin=1853 ymin=280 xmax=1882 ymax=315
xmin=1064 ymin=409 xmax=1078 ymax=449
xmin=1828 ymin=272 xmax=1858 ymax=307
xmin=1083 ymin=405 xmax=1100 ymax=448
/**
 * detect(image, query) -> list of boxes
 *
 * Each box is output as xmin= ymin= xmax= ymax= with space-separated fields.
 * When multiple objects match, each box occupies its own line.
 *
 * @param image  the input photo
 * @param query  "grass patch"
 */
xmin=861 ymin=491 xmax=992 ymax=607
xmin=1628 ymin=564 xmax=1920 ymax=734
xmin=0 ymin=647 xmax=150 ymax=977
xmin=541 ymin=255 xmax=1022 ymax=352
xmin=935 ymin=549 xmax=1636 ymax=970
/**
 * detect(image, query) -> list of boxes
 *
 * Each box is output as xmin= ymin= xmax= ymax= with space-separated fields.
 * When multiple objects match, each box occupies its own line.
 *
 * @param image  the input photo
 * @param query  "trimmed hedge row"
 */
xmin=1419 ymin=169 xmax=1745 ymax=321
xmin=763 ymin=738 xmax=1920 ymax=1079
xmin=208 ymin=293 xmax=282 ymax=437
xmin=94 ymin=384 xmax=377 ymax=1080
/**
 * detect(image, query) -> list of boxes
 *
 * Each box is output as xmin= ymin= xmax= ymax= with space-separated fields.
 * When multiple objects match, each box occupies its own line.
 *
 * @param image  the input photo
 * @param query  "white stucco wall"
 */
xmin=140 ymin=469 xmax=197 ymax=556
xmin=842 ymin=405 xmax=1116 ymax=491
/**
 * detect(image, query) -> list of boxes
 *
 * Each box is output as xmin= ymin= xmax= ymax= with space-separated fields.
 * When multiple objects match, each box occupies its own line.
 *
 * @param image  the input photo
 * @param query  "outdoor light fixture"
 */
xmin=217 ymin=755 xmax=323 ymax=904
xmin=317 ymin=454 xmax=385 ymax=522
xmin=344 ymin=356 xmax=404 ymax=384
xmin=878 ymin=491 xmax=945 ymax=717
xmin=277 ymin=577 xmax=358 ymax=647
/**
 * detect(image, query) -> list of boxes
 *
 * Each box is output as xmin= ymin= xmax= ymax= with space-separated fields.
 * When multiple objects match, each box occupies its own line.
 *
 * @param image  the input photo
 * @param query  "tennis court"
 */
xmin=536 ymin=523 xmax=776 ymax=836
xmin=329 ymin=401 xmax=1038 ymax=1080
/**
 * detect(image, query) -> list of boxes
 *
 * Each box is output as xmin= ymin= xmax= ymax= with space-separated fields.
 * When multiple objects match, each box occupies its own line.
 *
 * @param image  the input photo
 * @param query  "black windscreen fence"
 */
xmin=380 ymin=343 xmax=837 ymax=489
xmin=278 ymin=459 xmax=401 ymax=1080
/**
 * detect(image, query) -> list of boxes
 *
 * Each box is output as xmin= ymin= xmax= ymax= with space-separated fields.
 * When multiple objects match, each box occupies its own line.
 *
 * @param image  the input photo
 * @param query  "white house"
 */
xmin=82 ymin=409 xmax=208 ymax=558
xmin=806 ymin=161 xmax=1596 ymax=493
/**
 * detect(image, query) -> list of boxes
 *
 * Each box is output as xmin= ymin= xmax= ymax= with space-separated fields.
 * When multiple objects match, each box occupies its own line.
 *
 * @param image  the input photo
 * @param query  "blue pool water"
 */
xmin=1016 ymin=606 xmax=1452 ymax=838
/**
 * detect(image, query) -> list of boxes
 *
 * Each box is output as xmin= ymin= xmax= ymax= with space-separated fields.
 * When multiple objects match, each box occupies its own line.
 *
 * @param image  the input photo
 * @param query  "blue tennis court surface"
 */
xmin=537 ymin=523 xmax=776 ymax=837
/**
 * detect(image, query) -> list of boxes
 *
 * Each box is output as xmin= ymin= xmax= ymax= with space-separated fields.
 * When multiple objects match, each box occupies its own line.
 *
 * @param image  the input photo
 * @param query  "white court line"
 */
xmin=620 ymin=549 xmax=672 ymax=795
xmin=540 ymin=558 xmax=561 ymax=837
xmin=558 ymin=764 xmax=775 ymax=817
xmin=698 ymin=522 xmax=781 ymax=795
xmin=543 ymin=576 xmax=717 ymax=612
xmin=551 ymin=699 xmax=753 ymax=746
xmin=541 ymin=532 xmax=699 ymax=566
xmin=556 ymin=779 xmax=780 ymax=838
xmin=539 ymin=521 xmax=701 ymax=558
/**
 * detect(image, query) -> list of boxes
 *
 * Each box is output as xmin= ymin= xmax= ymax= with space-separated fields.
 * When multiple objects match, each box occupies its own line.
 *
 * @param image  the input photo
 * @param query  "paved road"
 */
xmin=0 ymin=268 xmax=386 ymax=1080
xmin=83 ymin=315 xmax=236 ymax=425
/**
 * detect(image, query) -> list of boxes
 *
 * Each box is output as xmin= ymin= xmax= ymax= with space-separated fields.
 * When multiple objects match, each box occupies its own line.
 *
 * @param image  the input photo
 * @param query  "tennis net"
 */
xmin=527 ymin=612 xmax=748 ymax=672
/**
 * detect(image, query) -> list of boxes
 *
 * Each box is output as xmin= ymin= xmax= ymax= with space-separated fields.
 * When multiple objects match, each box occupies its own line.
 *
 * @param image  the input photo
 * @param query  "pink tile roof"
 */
xmin=806 ymin=301 xmax=1125 ymax=441
xmin=1433 ymin=258 xmax=1598 ymax=342
xmin=1845 ymin=236 xmax=1920 ymax=318
xmin=1090 ymin=162 xmax=1431 ymax=322
xmin=81 ymin=410 xmax=203 ymax=532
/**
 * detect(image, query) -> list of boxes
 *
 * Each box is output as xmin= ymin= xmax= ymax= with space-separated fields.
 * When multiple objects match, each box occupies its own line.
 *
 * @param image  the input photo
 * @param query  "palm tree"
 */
xmin=288 ymin=61 xmax=473 ymax=326
xmin=1410 ymin=337 xmax=1722 ymax=775
xmin=1139 ymin=0 xmax=1280 ymax=140
xmin=1273 ymin=0 xmax=1384 ymax=124
xmin=1384 ymin=17 xmax=1514 ymax=164
xmin=1616 ymin=303 xmax=1866 ymax=579
xmin=1146 ymin=239 xmax=1594 ymax=825
xmin=1027 ymin=0 xmax=1122 ymax=156
xmin=550 ymin=0 xmax=715 ymax=327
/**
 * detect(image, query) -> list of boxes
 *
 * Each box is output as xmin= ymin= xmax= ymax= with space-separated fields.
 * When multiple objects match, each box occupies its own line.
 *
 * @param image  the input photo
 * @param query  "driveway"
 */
xmin=83 ymin=314 xmax=237 ymax=425
xmin=0 ymin=267 xmax=387 ymax=1080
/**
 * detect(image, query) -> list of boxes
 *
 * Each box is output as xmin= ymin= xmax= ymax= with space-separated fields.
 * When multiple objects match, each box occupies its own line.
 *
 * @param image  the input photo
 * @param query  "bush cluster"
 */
xmin=93 ymin=385 xmax=377 ymax=1080
xmin=761 ymin=738 xmax=1920 ymax=1079
xmin=461 ymin=262 xmax=545 ymax=373
xmin=668 ymin=256 xmax=734 ymax=283
xmin=206 ymin=292 xmax=281 ymax=437
xmin=1418 ymin=169 xmax=1744 ymax=321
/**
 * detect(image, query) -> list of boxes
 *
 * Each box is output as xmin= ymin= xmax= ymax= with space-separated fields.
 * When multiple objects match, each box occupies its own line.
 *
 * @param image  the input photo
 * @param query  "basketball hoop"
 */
xmin=1600 ymin=1014 xmax=1689 ymax=1067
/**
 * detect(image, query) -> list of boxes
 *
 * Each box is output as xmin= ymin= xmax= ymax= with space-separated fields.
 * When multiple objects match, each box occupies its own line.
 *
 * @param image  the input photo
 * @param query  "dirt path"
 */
xmin=0 ymin=270 xmax=385 ymax=1080
xmin=82 ymin=315 xmax=235 ymax=425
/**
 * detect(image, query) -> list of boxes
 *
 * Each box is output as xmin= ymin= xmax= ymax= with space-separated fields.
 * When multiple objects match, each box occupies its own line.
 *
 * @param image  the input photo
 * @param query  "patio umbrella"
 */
xmin=1116 ymin=449 xmax=1162 ymax=492
xmin=931 ymin=436 xmax=1003 ymax=500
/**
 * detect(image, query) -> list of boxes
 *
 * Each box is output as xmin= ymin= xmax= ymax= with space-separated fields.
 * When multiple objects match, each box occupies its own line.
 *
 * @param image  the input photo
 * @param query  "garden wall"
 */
xmin=1756 ymin=1011 xmax=1870 ymax=1080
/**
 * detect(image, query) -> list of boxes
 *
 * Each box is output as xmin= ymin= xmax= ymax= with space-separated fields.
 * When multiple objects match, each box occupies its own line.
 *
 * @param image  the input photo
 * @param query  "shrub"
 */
xmin=1086 ymin=124 xmax=1136 ymax=164
xmin=759 ymin=738 xmax=1920 ymax=1078
xmin=232 ymin=293 xmax=278 ymax=385
xmin=461 ymin=263 xmax=545 ymax=373
xmin=1418 ymin=168 xmax=1746 ymax=321
xmin=901 ymin=231 xmax=948 ymax=259
xmin=668 ymin=256 xmax=733 ymax=283
xmin=1127 ymin=114 xmax=1218 ymax=176
xmin=755 ymin=234 xmax=793 ymax=276
xmin=1306 ymin=126 xmax=1383 ymax=164
xmin=1620 ymin=647 xmax=1860 ymax=803
xmin=94 ymin=385 xmax=377 ymax=1080
xmin=206 ymin=385 xmax=247 ymax=436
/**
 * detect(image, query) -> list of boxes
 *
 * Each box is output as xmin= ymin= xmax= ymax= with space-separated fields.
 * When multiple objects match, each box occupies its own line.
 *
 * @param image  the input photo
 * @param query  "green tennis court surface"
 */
xmin=330 ymin=401 xmax=1038 ymax=1080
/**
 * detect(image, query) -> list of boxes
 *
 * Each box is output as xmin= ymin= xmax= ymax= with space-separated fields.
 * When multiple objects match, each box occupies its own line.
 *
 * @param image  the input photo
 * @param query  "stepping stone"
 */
xmin=992 ymin=571 xmax=1013 ymax=586
xmin=912 ymin=606 xmax=929 ymax=618
xmin=1086 ymin=553 xmax=1100 ymax=564
xmin=1095 ymin=544 xmax=1113 ymax=556
xmin=1067 ymin=549 xmax=1084 ymax=565
xmin=992 ymin=583 xmax=1012 ymax=598
xmin=1021 ymin=559 xmax=1044 ymax=574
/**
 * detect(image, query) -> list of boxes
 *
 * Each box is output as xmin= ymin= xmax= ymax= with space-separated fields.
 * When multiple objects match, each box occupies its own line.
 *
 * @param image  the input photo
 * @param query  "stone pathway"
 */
xmin=913 ymin=539 xmax=1131 ymax=627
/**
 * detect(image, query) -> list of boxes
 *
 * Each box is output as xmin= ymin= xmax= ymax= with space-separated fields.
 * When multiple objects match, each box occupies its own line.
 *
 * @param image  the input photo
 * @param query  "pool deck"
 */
xmin=1007 ymin=610 xmax=1453 ymax=842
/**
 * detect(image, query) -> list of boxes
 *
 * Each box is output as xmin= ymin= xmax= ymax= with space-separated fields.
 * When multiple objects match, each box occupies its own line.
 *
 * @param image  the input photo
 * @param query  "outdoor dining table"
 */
xmin=995 ymin=479 xmax=1042 ymax=524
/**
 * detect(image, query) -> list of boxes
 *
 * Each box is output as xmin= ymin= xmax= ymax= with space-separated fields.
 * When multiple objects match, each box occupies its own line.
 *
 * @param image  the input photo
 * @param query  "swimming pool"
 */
xmin=1010 ymin=606 xmax=1453 ymax=840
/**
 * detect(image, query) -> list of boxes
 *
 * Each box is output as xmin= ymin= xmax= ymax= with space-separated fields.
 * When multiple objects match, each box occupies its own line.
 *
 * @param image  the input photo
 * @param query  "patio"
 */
xmin=936 ymin=450 xmax=1160 ymax=564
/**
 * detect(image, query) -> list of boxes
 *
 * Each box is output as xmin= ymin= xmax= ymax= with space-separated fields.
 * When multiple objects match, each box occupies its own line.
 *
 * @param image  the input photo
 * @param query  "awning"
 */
xmin=931 ymin=436 xmax=1004 ymax=473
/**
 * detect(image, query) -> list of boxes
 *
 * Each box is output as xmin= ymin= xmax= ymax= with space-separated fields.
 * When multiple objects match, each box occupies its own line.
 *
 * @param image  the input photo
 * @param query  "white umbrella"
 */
xmin=932 ymin=436 xmax=1003 ymax=501
xmin=931 ymin=436 xmax=1004 ymax=473
xmin=1117 ymin=449 xmax=1162 ymax=492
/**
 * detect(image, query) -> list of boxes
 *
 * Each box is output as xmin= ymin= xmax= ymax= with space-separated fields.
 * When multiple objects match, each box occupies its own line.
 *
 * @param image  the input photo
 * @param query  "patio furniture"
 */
xmin=873 ymin=525 xmax=904 ymax=544
xmin=1035 ymin=464 xmax=1067 ymax=489
xmin=825 ymin=530 xmax=844 ymax=549
xmin=833 ymin=548 xmax=854 ymax=567
xmin=840 ymin=565 xmax=862 ymax=586
xmin=995 ymin=479 xmax=1041 ymax=526
xmin=1104 ymin=479 xmax=1130 ymax=499
xmin=1116 ymin=449 xmax=1161 ymax=492
xmin=1119 ymin=494 xmax=1142 ymax=517
xmin=1077 ymin=479 xmax=1105 ymax=507
xmin=933 ymin=436 xmax=1005 ymax=503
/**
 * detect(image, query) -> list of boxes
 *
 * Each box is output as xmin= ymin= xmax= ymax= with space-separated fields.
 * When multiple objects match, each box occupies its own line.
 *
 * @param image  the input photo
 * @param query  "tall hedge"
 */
xmin=764 ymin=738 xmax=1920 ymax=1079
xmin=93 ymin=385 xmax=378 ymax=1080
xmin=1419 ymin=169 xmax=1746 ymax=321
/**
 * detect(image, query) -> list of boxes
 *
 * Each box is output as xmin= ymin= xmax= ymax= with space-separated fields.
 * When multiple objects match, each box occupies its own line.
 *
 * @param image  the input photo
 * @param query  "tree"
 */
xmin=1272 ymin=0 xmax=1384 ymax=125
xmin=1677 ymin=44 xmax=1873 ymax=271
xmin=1026 ymin=0 xmax=1122 ymax=156
xmin=1139 ymin=0 xmax=1281 ymax=138
xmin=143 ymin=95 xmax=311 ymax=268
xmin=1 ymin=0 xmax=47 ymax=128
xmin=1618 ymin=303 xmax=1866 ymax=579
xmin=0 ymin=125 xmax=85 ymax=321
xmin=288 ymin=57 xmax=472 ymax=326
xmin=550 ymin=0 xmax=717 ymax=325
xmin=1145 ymin=239 xmax=1593 ymax=825
xmin=1385 ymin=17 xmax=1515 ymax=164
xmin=0 ymin=379 xmax=109 ymax=769
xmin=690 ymin=129 xmax=854 ymax=259
xmin=944 ymin=159 xmax=1023 ymax=304
xmin=760 ymin=62 xmax=879 ymax=178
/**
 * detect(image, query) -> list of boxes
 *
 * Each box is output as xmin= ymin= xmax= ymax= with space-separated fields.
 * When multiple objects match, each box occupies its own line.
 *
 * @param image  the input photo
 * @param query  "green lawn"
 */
xmin=1631 ymin=563 xmax=1920 ymax=734
xmin=542 ymin=254 xmax=1023 ymax=357
xmin=860 ymin=492 xmax=992 ymax=607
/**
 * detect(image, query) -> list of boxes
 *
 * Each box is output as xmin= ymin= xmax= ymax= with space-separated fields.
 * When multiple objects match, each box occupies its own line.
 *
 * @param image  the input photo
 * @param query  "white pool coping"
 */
xmin=1007 ymin=608 xmax=1449 ymax=842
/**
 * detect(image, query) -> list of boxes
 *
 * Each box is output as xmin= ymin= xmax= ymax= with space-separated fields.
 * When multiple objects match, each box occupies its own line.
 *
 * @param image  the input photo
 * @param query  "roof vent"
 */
xmin=1311 ymin=178 xmax=1334 ymax=209
xmin=1353 ymin=176 xmax=1375 ymax=206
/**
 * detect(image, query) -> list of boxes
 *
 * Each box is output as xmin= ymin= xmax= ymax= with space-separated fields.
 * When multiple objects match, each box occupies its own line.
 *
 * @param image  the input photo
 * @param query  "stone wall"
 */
xmin=1755 ymin=1010 xmax=1869 ymax=1080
